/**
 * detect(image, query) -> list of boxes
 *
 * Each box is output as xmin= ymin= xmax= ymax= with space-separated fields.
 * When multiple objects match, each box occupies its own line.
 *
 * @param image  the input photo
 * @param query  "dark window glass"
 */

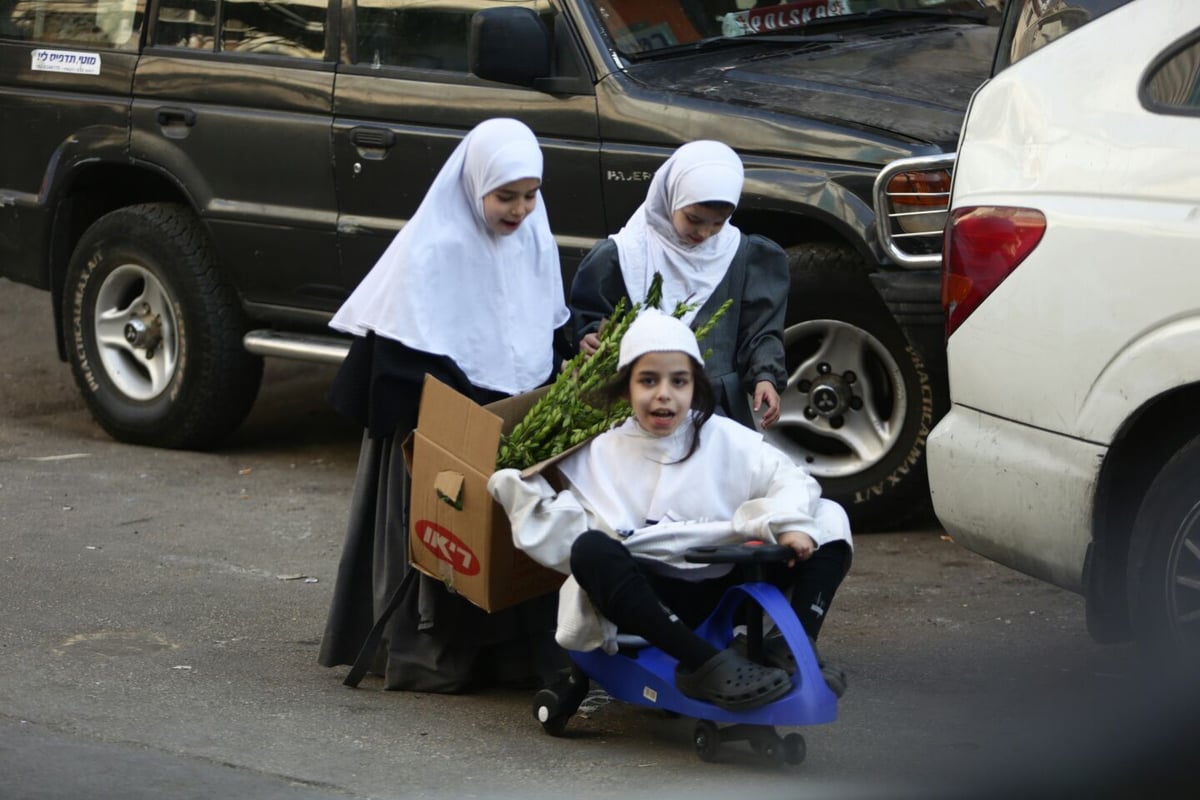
xmin=222 ymin=0 xmax=325 ymax=57
xmin=154 ymin=0 xmax=216 ymax=49
xmin=354 ymin=0 xmax=545 ymax=71
xmin=1146 ymin=38 xmax=1200 ymax=111
xmin=0 ymin=0 xmax=143 ymax=48
xmin=154 ymin=0 xmax=326 ymax=58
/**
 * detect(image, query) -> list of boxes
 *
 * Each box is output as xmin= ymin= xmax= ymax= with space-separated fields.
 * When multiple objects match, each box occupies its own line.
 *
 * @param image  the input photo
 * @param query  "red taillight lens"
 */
xmin=942 ymin=207 xmax=1046 ymax=337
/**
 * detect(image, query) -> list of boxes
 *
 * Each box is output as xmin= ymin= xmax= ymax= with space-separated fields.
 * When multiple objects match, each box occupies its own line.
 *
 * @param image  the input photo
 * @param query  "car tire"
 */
xmin=63 ymin=202 xmax=263 ymax=449
xmin=766 ymin=242 xmax=939 ymax=530
xmin=1129 ymin=434 xmax=1200 ymax=662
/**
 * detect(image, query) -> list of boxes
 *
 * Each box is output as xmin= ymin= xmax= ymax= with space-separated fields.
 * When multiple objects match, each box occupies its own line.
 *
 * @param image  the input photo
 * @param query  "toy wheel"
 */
xmin=783 ymin=733 xmax=807 ymax=765
xmin=533 ymin=689 xmax=570 ymax=737
xmin=750 ymin=730 xmax=785 ymax=765
xmin=540 ymin=713 xmax=570 ymax=737
xmin=693 ymin=720 xmax=721 ymax=763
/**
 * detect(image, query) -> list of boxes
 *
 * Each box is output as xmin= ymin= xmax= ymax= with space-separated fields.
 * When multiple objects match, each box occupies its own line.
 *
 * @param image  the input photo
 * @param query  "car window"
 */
xmin=353 ymin=0 xmax=546 ymax=70
xmin=153 ymin=0 xmax=327 ymax=58
xmin=1144 ymin=34 xmax=1200 ymax=112
xmin=0 ymin=0 xmax=143 ymax=50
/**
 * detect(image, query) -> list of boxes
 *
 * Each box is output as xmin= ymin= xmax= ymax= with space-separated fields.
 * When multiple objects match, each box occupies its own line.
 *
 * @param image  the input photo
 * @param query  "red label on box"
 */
xmin=415 ymin=520 xmax=481 ymax=576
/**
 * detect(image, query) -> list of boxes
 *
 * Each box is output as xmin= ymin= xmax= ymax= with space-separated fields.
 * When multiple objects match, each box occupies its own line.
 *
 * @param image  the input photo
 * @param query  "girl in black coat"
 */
xmin=571 ymin=140 xmax=789 ymax=431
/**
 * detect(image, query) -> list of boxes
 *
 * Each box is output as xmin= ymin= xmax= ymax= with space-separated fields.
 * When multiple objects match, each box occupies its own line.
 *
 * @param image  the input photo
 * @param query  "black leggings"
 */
xmin=569 ymin=530 xmax=851 ymax=647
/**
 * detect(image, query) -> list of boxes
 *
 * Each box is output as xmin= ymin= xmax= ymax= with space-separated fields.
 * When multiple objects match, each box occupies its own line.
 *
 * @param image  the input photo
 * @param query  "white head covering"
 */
xmin=611 ymin=141 xmax=744 ymax=325
xmin=618 ymin=309 xmax=704 ymax=370
xmin=329 ymin=118 xmax=569 ymax=395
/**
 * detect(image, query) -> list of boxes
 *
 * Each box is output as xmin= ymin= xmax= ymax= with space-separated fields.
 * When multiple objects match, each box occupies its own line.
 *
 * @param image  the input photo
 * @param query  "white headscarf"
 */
xmin=617 ymin=308 xmax=704 ymax=370
xmin=611 ymin=140 xmax=744 ymax=324
xmin=329 ymin=118 xmax=569 ymax=395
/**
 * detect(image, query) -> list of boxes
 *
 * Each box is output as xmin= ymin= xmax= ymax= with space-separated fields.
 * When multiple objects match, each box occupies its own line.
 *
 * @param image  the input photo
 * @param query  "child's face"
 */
xmin=627 ymin=351 xmax=696 ymax=438
xmin=482 ymin=177 xmax=541 ymax=236
xmin=671 ymin=203 xmax=732 ymax=247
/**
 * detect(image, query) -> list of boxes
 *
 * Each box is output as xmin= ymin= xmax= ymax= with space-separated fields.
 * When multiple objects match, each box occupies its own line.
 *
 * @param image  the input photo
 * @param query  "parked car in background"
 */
xmin=0 ymin=0 xmax=1003 ymax=528
xmin=918 ymin=0 xmax=1200 ymax=659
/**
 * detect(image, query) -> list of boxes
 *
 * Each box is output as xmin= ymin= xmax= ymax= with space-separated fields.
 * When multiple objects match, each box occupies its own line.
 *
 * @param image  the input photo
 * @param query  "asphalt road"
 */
xmin=0 ymin=277 xmax=1190 ymax=800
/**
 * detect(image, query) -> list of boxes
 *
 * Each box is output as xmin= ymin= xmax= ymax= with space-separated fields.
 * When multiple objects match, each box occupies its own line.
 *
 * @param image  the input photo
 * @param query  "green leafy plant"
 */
xmin=496 ymin=273 xmax=731 ymax=470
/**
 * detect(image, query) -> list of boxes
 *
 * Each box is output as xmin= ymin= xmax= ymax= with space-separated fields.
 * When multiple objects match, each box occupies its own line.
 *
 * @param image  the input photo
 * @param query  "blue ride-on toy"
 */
xmin=531 ymin=542 xmax=839 ymax=765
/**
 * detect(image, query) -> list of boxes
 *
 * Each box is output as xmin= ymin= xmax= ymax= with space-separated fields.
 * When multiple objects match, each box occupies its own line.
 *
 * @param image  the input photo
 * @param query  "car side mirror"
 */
xmin=469 ymin=7 xmax=551 ymax=88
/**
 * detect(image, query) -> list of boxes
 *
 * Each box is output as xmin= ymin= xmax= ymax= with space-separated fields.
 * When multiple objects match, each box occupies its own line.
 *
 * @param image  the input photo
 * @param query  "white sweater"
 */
xmin=488 ymin=415 xmax=851 ymax=652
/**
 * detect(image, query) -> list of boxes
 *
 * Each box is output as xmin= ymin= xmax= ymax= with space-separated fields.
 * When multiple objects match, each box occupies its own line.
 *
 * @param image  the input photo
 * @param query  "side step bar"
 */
xmin=243 ymin=330 xmax=350 ymax=364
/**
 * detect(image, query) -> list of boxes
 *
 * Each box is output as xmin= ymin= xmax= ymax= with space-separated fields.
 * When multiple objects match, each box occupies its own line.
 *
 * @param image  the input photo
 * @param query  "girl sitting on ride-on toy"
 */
xmin=489 ymin=310 xmax=852 ymax=711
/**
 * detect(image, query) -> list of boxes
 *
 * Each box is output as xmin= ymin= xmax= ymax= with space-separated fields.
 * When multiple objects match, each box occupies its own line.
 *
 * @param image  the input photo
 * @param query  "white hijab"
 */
xmin=611 ymin=140 xmax=744 ymax=324
xmin=329 ymin=118 xmax=569 ymax=395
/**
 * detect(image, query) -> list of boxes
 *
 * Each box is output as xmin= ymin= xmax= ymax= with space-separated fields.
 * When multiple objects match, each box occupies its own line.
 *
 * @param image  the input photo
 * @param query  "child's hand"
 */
xmin=579 ymin=332 xmax=601 ymax=356
xmin=777 ymin=531 xmax=816 ymax=564
xmin=754 ymin=381 xmax=781 ymax=428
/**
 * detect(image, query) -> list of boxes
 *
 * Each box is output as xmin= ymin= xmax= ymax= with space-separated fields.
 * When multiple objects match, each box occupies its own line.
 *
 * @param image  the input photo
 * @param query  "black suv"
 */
xmin=0 ymin=0 xmax=998 ymax=528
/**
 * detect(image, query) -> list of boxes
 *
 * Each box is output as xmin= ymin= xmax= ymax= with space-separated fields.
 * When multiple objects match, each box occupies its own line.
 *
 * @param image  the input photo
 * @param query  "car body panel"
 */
xmin=928 ymin=404 xmax=1103 ymax=592
xmin=944 ymin=193 xmax=1200 ymax=444
xmin=617 ymin=23 xmax=998 ymax=154
xmin=130 ymin=53 xmax=341 ymax=311
xmin=0 ymin=44 xmax=138 ymax=289
xmin=930 ymin=0 xmax=1200 ymax=599
xmin=331 ymin=66 xmax=603 ymax=292
xmin=946 ymin=2 xmax=1200 ymax=444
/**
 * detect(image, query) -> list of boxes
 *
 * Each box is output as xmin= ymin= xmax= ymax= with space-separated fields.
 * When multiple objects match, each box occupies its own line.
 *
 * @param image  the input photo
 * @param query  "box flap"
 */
xmin=401 ymin=430 xmax=416 ymax=473
xmin=417 ymin=375 xmax=501 ymax=473
xmin=484 ymin=384 xmax=551 ymax=434
xmin=418 ymin=374 xmax=612 ymax=479
xmin=434 ymin=470 xmax=464 ymax=510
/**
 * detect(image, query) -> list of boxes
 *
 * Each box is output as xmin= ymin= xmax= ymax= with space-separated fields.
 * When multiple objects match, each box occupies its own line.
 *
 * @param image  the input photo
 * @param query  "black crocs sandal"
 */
xmin=821 ymin=663 xmax=848 ymax=698
xmin=674 ymin=648 xmax=791 ymax=711
xmin=806 ymin=635 xmax=849 ymax=698
xmin=732 ymin=632 xmax=848 ymax=698
xmin=732 ymin=631 xmax=797 ymax=674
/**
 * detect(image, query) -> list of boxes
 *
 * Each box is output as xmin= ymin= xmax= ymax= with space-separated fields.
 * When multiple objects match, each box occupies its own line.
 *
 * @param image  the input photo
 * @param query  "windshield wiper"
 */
xmin=801 ymin=7 xmax=991 ymax=29
xmin=627 ymin=32 xmax=842 ymax=61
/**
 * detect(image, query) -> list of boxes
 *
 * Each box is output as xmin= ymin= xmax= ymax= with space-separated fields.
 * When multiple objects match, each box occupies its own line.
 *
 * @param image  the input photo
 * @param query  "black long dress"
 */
xmin=318 ymin=331 xmax=568 ymax=692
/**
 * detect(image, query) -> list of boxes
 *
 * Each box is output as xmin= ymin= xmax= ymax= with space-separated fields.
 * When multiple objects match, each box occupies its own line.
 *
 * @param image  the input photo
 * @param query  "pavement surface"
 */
xmin=0 ymin=277 xmax=1194 ymax=799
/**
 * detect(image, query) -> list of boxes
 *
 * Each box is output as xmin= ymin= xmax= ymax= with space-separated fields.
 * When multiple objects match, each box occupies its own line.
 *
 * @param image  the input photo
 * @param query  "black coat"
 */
xmin=570 ymin=233 xmax=789 ymax=428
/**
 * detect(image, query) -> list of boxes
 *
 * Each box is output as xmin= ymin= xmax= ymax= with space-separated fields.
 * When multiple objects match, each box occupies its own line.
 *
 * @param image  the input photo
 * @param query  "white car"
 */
xmin=926 ymin=0 xmax=1200 ymax=658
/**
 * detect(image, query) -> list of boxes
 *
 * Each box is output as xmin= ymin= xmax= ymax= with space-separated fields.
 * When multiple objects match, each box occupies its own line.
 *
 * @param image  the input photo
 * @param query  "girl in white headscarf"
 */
xmin=319 ymin=118 xmax=571 ymax=694
xmin=488 ymin=310 xmax=852 ymax=712
xmin=570 ymin=140 xmax=789 ymax=431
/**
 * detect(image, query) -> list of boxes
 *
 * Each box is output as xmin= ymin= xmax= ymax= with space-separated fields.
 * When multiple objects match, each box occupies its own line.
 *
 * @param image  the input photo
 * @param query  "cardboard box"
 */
xmin=403 ymin=375 xmax=567 ymax=613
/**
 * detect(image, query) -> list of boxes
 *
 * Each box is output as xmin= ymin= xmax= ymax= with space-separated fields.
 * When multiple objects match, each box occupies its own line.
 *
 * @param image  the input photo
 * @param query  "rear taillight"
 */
xmin=942 ymin=207 xmax=1046 ymax=337
xmin=885 ymin=169 xmax=953 ymax=235
xmin=888 ymin=166 xmax=950 ymax=235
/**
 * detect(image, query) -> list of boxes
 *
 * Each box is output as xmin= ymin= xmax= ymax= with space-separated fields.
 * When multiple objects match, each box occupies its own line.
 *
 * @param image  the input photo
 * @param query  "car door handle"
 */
xmin=350 ymin=126 xmax=395 ymax=149
xmin=155 ymin=107 xmax=196 ymax=127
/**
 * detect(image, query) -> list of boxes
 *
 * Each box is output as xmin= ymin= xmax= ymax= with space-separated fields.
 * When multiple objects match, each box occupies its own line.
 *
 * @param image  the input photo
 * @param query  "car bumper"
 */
xmin=928 ymin=405 xmax=1105 ymax=594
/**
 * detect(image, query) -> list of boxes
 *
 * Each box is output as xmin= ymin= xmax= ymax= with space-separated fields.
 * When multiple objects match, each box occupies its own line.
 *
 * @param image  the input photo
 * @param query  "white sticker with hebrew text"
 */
xmin=32 ymin=49 xmax=101 ymax=75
